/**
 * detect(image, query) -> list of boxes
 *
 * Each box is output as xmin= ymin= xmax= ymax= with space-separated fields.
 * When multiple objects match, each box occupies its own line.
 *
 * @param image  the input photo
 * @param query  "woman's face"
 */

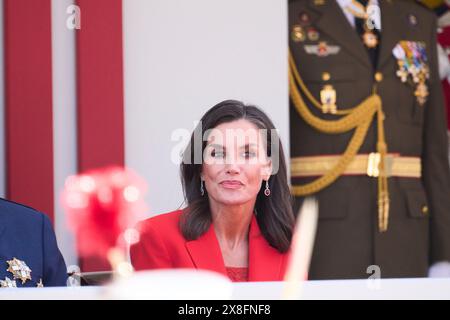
xmin=201 ymin=119 xmax=272 ymax=207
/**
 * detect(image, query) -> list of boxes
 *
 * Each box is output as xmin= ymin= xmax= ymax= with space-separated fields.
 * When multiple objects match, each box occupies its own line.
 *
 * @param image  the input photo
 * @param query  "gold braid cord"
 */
xmin=289 ymin=50 xmax=390 ymax=232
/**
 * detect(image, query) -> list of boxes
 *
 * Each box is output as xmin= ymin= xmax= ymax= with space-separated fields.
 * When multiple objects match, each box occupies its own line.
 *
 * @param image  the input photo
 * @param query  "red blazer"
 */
xmin=130 ymin=210 xmax=290 ymax=281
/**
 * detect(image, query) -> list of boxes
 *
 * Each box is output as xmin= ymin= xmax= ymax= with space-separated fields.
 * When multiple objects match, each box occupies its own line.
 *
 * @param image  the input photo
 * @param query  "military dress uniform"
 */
xmin=289 ymin=0 xmax=450 ymax=279
xmin=0 ymin=198 xmax=67 ymax=288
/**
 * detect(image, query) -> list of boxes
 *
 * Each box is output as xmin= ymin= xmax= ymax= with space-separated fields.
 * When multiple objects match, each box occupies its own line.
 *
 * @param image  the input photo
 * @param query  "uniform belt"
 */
xmin=291 ymin=153 xmax=422 ymax=178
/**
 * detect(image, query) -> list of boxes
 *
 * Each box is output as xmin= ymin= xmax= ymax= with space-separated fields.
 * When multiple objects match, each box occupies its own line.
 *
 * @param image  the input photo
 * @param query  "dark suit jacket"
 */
xmin=130 ymin=210 xmax=290 ymax=281
xmin=289 ymin=0 xmax=450 ymax=279
xmin=0 ymin=199 xmax=67 ymax=287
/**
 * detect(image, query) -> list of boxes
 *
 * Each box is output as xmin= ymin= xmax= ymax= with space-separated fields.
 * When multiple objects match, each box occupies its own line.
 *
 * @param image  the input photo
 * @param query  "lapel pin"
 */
xmin=299 ymin=12 xmax=311 ymax=26
xmin=307 ymin=28 xmax=320 ymax=41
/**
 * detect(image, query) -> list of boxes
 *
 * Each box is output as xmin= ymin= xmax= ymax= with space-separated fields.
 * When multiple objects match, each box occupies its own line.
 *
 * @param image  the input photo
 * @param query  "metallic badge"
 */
xmin=320 ymin=85 xmax=337 ymax=114
xmin=37 ymin=279 xmax=44 ymax=288
xmin=304 ymin=42 xmax=340 ymax=57
xmin=414 ymin=82 xmax=429 ymax=106
xmin=307 ymin=28 xmax=320 ymax=41
xmin=291 ymin=25 xmax=306 ymax=42
xmin=393 ymin=41 xmax=430 ymax=105
xmin=7 ymin=258 xmax=32 ymax=284
xmin=0 ymin=277 xmax=17 ymax=288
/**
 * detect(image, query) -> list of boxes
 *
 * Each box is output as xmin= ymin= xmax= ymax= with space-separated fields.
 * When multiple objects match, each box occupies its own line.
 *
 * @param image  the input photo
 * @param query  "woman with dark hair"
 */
xmin=131 ymin=100 xmax=295 ymax=282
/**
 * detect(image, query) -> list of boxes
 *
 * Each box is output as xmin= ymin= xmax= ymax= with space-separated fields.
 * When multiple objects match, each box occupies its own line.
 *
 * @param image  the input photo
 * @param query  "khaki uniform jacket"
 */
xmin=289 ymin=0 xmax=450 ymax=279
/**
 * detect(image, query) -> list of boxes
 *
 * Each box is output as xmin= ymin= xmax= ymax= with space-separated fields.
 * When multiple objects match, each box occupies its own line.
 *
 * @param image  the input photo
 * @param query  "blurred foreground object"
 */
xmin=61 ymin=166 xmax=148 ymax=275
xmin=105 ymin=269 xmax=232 ymax=300
xmin=428 ymin=261 xmax=450 ymax=277
xmin=283 ymin=197 xmax=318 ymax=299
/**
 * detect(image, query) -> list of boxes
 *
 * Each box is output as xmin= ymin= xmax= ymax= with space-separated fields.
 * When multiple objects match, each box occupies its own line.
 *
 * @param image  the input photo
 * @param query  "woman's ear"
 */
xmin=263 ymin=159 xmax=273 ymax=181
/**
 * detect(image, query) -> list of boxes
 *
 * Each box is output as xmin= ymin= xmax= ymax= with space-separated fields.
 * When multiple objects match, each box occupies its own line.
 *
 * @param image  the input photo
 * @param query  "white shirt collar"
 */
xmin=336 ymin=0 xmax=381 ymax=30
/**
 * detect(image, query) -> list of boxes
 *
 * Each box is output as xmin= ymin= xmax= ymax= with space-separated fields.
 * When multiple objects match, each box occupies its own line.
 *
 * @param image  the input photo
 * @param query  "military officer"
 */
xmin=0 ymin=198 xmax=67 ymax=287
xmin=289 ymin=0 xmax=450 ymax=279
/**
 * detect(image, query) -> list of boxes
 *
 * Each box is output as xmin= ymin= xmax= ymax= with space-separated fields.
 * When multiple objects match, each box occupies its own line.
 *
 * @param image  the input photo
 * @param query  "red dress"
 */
xmin=226 ymin=267 xmax=249 ymax=282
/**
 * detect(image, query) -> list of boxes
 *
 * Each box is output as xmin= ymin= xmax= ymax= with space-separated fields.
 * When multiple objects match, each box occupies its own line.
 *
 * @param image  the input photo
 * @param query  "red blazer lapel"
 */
xmin=185 ymin=224 xmax=228 ymax=277
xmin=185 ymin=215 xmax=287 ymax=281
xmin=248 ymin=215 xmax=286 ymax=281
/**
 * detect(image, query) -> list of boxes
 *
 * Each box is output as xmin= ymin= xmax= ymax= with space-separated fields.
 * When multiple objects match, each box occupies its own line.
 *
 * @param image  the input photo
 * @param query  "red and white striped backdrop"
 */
xmin=2 ymin=0 xmax=125 ymax=271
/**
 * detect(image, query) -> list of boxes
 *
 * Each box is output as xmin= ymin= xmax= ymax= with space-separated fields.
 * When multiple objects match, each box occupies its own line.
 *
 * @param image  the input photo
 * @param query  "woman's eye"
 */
xmin=211 ymin=150 xmax=225 ymax=158
xmin=242 ymin=151 xmax=257 ymax=158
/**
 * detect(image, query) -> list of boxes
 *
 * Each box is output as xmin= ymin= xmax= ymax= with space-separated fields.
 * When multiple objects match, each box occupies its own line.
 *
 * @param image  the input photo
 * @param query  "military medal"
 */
xmin=415 ymin=82 xmax=429 ymax=106
xmin=320 ymin=85 xmax=337 ymax=114
xmin=393 ymin=41 xmax=430 ymax=106
xmin=291 ymin=25 xmax=306 ymax=43
xmin=299 ymin=12 xmax=311 ymax=26
xmin=0 ymin=277 xmax=17 ymax=288
xmin=6 ymin=257 xmax=32 ymax=284
xmin=362 ymin=29 xmax=378 ymax=48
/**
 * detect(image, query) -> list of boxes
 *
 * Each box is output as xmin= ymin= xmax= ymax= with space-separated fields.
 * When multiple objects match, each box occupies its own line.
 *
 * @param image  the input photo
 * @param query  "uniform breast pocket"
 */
xmin=300 ymin=64 xmax=355 ymax=84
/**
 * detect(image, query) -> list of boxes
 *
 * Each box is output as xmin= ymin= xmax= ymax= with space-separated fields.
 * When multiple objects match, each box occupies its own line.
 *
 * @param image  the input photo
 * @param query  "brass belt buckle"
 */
xmin=367 ymin=153 xmax=393 ymax=178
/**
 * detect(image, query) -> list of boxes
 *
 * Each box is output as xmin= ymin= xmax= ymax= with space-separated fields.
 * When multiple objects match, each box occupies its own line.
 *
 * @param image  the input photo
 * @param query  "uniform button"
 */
xmin=422 ymin=205 xmax=429 ymax=215
xmin=374 ymin=72 xmax=383 ymax=82
xmin=322 ymin=72 xmax=331 ymax=81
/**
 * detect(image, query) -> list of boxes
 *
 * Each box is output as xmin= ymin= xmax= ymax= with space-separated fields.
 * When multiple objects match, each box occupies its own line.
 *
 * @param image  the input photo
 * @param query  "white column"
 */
xmin=51 ymin=0 xmax=78 ymax=267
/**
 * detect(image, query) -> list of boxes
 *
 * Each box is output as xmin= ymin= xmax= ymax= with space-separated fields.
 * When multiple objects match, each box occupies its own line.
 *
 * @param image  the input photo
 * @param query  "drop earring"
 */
xmin=200 ymin=180 xmax=205 ymax=196
xmin=264 ymin=180 xmax=271 ymax=197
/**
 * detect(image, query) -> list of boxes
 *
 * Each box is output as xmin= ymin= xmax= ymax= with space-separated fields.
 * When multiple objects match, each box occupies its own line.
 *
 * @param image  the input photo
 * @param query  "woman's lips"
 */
xmin=220 ymin=180 xmax=243 ymax=189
